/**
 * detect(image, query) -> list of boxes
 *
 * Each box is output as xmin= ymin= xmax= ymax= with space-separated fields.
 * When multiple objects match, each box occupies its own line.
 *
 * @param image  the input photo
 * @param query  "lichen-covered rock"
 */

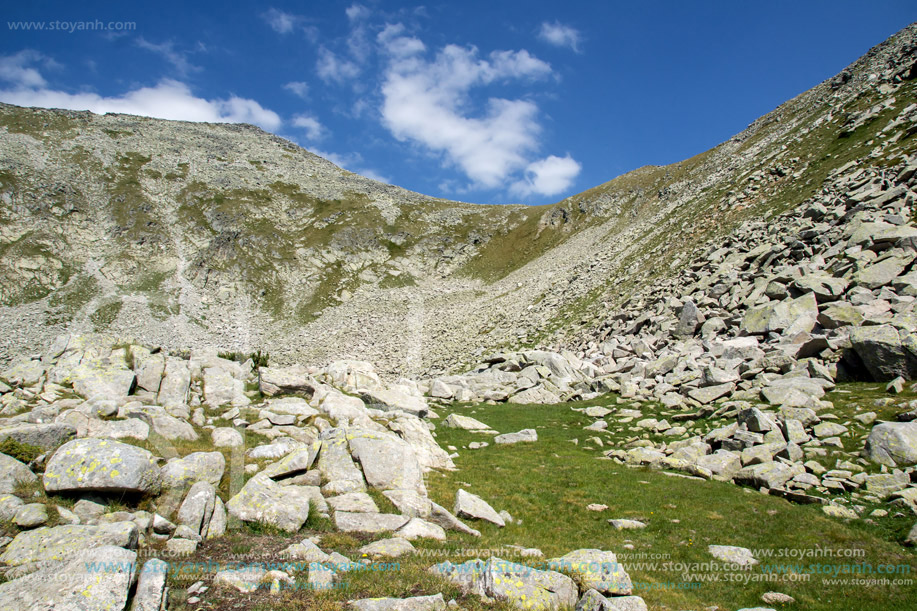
xmin=432 ymin=556 xmax=577 ymax=610
xmin=225 ymin=473 xmax=310 ymax=533
xmin=42 ymin=438 xmax=161 ymax=495
xmin=548 ymin=549 xmax=633 ymax=595
xmin=131 ymin=558 xmax=169 ymax=611
xmin=865 ymin=421 xmax=917 ymax=466
xmin=0 ymin=452 xmax=38 ymax=494
xmin=0 ymin=423 xmax=77 ymax=451
xmin=0 ymin=522 xmax=138 ymax=569
xmin=453 ymin=489 xmax=504 ymax=527
xmin=0 ymin=545 xmax=136 ymax=610
xmin=161 ymin=451 xmax=225 ymax=490
xmin=349 ymin=430 xmax=426 ymax=494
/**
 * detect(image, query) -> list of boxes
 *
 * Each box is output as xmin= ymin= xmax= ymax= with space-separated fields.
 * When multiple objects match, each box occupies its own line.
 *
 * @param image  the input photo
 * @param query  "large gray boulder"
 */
xmin=177 ymin=481 xmax=218 ymax=537
xmin=454 ymin=489 xmax=504 ymax=527
xmin=131 ymin=558 xmax=169 ymax=611
xmin=0 ymin=453 xmax=38 ymax=494
xmin=361 ymin=387 xmax=428 ymax=417
xmin=387 ymin=416 xmax=456 ymax=471
xmin=317 ymin=430 xmax=367 ymax=494
xmin=865 ymin=421 xmax=917 ymax=466
xmin=548 ymin=549 xmax=633 ymax=595
xmin=225 ymin=473 xmax=310 ymax=532
xmin=70 ymin=358 xmax=136 ymax=400
xmin=576 ymin=590 xmax=647 ymax=611
xmin=43 ymin=438 xmax=161 ymax=495
xmin=259 ymin=364 xmax=317 ymax=397
xmin=204 ymin=367 xmax=249 ymax=408
xmin=0 ymin=545 xmax=136 ymax=610
xmin=157 ymin=357 xmax=191 ymax=408
xmin=675 ymin=299 xmax=701 ymax=337
xmin=850 ymin=325 xmax=917 ymax=381
xmin=0 ymin=423 xmax=77 ymax=451
xmin=443 ymin=414 xmax=492 ymax=430
xmin=741 ymin=293 xmax=818 ymax=336
xmin=160 ymin=451 xmax=225 ymax=491
xmin=508 ymin=385 xmax=562 ymax=404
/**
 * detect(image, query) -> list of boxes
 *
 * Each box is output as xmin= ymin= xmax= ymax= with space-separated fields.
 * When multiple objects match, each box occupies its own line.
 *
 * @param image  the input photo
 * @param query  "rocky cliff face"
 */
xmin=0 ymin=25 xmax=915 ymax=377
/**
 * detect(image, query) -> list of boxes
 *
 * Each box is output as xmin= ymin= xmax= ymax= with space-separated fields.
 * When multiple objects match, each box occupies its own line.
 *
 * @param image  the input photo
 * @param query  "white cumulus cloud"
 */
xmin=511 ymin=155 xmax=581 ymax=197
xmin=378 ymin=28 xmax=559 ymax=190
xmin=0 ymin=54 xmax=282 ymax=131
xmin=538 ymin=21 xmax=582 ymax=52
xmin=292 ymin=114 xmax=324 ymax=140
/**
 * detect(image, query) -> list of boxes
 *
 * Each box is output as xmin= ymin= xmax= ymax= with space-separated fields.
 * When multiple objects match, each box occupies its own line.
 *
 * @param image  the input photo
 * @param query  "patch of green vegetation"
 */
xmin=103 ymin=128 xmax=133 ymax=139
xmin=130 ymin=269 xmax=170 ymax=293
xmin=164 ymin=162 xmax=190 ymax=181
xmin=425 ymin=395 xmax=917 ymax=611
xmin=0 ymin=438 xmax=42 ymax=463
xmin=0 ymin=107 xmax=78 ymax=140
xmin=149 ymin=299 xmax=179 ymax=321
xmin=144 ymin=169 xmax=163 ymax=179
xmin=217 ymin=350 xmax=269 ymax=369
xmin=106 ymin=152 xmax=158 ymax=245
xmin=378 ymin=273 xmax=417 ymax=289
xmin=89 ymin=300 xmax=123 ymax=331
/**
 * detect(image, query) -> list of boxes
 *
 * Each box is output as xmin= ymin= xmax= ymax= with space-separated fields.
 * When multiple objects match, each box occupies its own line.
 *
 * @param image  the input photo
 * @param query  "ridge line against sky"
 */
xmin=0 ymin=1 xmax=915 ymax=205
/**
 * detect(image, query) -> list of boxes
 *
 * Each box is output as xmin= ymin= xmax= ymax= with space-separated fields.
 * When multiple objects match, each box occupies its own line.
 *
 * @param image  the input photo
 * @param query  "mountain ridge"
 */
xmin=0 ymin=23 xmax=915 ymax=376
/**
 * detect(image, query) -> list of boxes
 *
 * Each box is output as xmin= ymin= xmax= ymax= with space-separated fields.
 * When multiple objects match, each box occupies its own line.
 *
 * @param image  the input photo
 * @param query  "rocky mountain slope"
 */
xmin=1 ymin=24 xmax=916 ymax=381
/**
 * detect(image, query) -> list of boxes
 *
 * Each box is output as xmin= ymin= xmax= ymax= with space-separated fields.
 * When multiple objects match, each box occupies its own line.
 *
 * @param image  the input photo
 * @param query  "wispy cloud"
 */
xmin=346 ymin=4 xmax=372 ymax=22
xmin=316 ymin=47 xmax=361 ymax=84
xmin=284 ymin=81 xmax=309 ymax=99
xmin=537 ymin=21 xmax=582 ymax=52
xmin=136 ymin=38 xmax=201 ymax=77
xmin=262 ymin=8 xmax=304 ymax=34
xmin=0 ymin=50 xmax=50 ymax=88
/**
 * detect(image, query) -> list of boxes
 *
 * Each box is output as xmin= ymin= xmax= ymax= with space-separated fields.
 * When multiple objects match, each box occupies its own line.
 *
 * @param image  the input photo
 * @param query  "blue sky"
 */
xmin=1 ymin=2 xmax=915 ymax=205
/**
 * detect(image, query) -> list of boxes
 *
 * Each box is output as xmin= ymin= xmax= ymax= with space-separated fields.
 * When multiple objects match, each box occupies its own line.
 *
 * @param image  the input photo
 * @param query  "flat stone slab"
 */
xmin=708 ymin=545 xmax=758 ymax=567
xmin=0 ymin=545 xmax=136 ymax=610
xmin=0 ymin=522 xmax=138 ymax=569
xmin=327 ymin=492 xmax=379 ymax=513
xmin=454 ymin=489 xmax=505 ymax=527
xmin=348 ymin=594 xmax=446 ymax=611
xmin=495 ymin=429 xmax=538 ymax=444
xmin=358 ymin=537 xmax=416 ymax=558
xmin=334 ymin=511 xmax=409 ymax=533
